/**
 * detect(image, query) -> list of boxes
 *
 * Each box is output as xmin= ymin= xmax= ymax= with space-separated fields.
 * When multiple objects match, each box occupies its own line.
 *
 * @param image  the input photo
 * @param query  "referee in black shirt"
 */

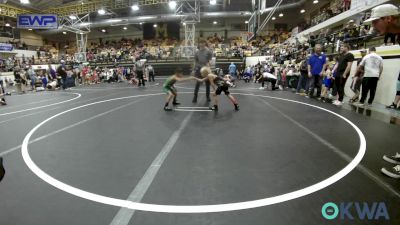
xmin=193 ymin=39 xmax=213 ymax=103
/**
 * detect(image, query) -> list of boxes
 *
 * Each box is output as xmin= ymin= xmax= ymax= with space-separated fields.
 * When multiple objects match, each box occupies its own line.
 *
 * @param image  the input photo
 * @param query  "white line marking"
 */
xmin=260 ymin=98 xmax=400 ymax=198
xmin=176 ymin=107 xmax=211 ymax=109
xmin=110 ymin=112 xmax=194 ymax=225
xmin=0 ymin=91 xmax=123 ymax=126
xmin=0 ymin=97 xmax=145 ymax=158
xmin=0 ymin=97 xmax=67 ymax=112
xmin=20 ymin=92 xmax=368 ymax=213
xmin=174 ymin=109 xmax=212 ymax=112
xmin=0 ymin=92 xmax=81 ymax=116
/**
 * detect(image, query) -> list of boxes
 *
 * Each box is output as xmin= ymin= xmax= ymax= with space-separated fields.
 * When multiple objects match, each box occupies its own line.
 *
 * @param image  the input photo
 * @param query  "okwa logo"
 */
xmin=322 ymin=202 xmax=390 ymax=220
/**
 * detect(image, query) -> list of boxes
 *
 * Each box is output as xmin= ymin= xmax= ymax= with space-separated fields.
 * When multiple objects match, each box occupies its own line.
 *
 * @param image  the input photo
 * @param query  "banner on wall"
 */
xmin=143 ymin=22 xmax=180 ymax=40
xmin=17 ymin=14 xmax=58 ymax=29
xmin=0 ymin=43 xmax=13 ymax=51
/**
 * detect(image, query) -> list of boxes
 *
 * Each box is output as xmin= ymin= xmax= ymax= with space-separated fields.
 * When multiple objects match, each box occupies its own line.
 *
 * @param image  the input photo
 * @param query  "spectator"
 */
xmin=355 ymin=47 xmax=383 ymax=106
xmin=296 ymin=55 xmax=309 ymax=95
xmin=386 ymin=73 xmax=400 ymax=110
xmin=333 ymin=43 xmax=354 ymax=106
xmin=57 ymin=64 xmax=68 ymax=90
xmin=307 ymin=44 xmax=327 ymax=98
xmin=349 ymin=50 xmax=367 ymax=103
xmin=363 ymin=3 xmax=400 ymax=178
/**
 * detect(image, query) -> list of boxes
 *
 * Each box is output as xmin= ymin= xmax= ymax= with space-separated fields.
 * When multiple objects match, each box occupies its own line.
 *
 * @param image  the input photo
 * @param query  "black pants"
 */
xmin=61 ymin=77 xmax=67 ymax=90
xmin=335 ymin=75 xmax=349 ymax=102
xmin=149 ymin=72 xmax=155 ymax=82
xmin=384 ymin=33 xmax=396 ymax=45
xmin=137 ymin=71 xmax=145 ymax=87
xmin=193 ymin=67 xmax=210 ymax=101
xmin=360 ymin=77 xmax=379 ymax=104
xmin=261 ymin=77 xmax=277 ymax=89
xmin=308 ymin=75 xmax=322 ymax=97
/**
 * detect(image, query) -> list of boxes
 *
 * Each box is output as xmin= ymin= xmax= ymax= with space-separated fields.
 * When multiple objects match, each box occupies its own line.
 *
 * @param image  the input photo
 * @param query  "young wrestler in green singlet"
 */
xmin=163 ymin=68 xmax=202 ymax=111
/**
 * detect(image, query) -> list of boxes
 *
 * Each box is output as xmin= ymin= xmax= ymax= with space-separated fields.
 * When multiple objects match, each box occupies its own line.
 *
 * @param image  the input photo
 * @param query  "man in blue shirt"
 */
xmin=307 ymin=44 xmax=327 ymax=98
xmin=228 ymin=63 xmax=237 ymax=78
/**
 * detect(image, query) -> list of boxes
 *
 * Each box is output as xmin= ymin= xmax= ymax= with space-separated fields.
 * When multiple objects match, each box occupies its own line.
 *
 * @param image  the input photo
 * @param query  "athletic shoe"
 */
xmin=332 ymin=100 xmax=343 ymax=106
xmin=172 ymin=102 xmax=181 ymax=105
xmin=386 ymin=103 xmax=397 ymax=109
xmin=354 ymin=102 xmax=366 ymax=107
xmin=0 ymin=100 xmax=6 ymax=106
xmin=305 ymin=95 xmax=310 ymax=98
xmin=164 ymin=107 xmax=173 ymax=111
xmin=192 ymin=99 xmax=197 ymax=103
xmin=381 ymin=165 xmax=400 ymax=179
xmin=259 ymin=87 xmax=265 ymax=90
xmin=209 ymin=105 xmax=218 ymax=111
xmin=234 ymin=104 xmax=240 ymax=111
xmin=383 ymin=152 xmax=400 ymax=164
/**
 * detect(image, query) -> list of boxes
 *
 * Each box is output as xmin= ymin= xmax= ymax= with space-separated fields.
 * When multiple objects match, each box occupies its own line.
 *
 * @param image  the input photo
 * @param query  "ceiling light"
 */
xmin=28 ymin=28 xmax=32 ymax=31
xmin=279 ymin=13 xmax=283 ymax=17
xmin=98 ymin=9 xmax=106 ymax=15
xmin=131 ymin=5 xmax=139 ymax=11
xmin=69 ymin=15 xmax=77 ymax=20
xmin=300 ymin=9 xmax=305 ymax=13
xmin=153 ymin=24 xmax=157 ymax=28
xmin=63 ymin=31 xmax=67 ymax=34
xmin=213 ymin=21 xmax=217 ymax=25
xmin=182 ymin=22 xmax=186 ymax=25
xmin=101 ymin=29 xmax=106 ymax=32
xmin=20 ymin=0 xmax=30 ymax=4
xmin=313 ymin=0 xmax=319 ymax=4
xmin=123 ymin=27 xmax=127 ymax=30
xmin=5 ymin=23 xmax=10 ymax=27
xmin=245 ymin=20 xmax=249 ymax=24
xmin=139 ymin=22 xmax=143 ymax=25
xmin=272 ymin=17 xmax=276 ymax=20
xmin=210 ymin=0 xmax=217 ymax=5
xmin=169 ymin=1 xmax=177 ymax=9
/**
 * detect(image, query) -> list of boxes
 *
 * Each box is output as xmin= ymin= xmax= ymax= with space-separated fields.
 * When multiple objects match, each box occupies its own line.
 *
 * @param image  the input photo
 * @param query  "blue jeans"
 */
xmin=296 ymin=71 xmax=309 ymax=93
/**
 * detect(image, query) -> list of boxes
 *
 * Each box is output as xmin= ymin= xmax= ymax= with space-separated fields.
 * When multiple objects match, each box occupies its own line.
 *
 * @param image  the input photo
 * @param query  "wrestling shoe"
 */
xmin=172 ymin=102 xmax=181 ymax=105
xmin=164 ymin=107 xmax=173 ymax=111
xmin=381 ymin=165 xmax=400 ymax=179
xmin=234 ymin=104 xmax=240 ymax=111
xmin=209 ymin=105 xmax=218 ymax=111
xmin=383 ymin=152 xmax=400 ymax=164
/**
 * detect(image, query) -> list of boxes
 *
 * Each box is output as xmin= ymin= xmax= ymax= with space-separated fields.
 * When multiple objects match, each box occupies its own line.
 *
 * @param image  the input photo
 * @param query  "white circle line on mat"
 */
xmin=0 ymin=92 xmax=81 ymax=116
xmin=21 ymin=92 xmax=366 ymax=213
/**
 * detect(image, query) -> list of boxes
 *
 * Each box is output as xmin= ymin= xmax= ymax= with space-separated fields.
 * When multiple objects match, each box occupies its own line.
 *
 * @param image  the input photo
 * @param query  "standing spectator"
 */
xmin=307 ymin=44 xmax=327 ymax=98
xmin=349 ymin=50 xmax=367 ymax=103
xmin=135 ymin=59 xmax=146 ymax=87
xmin=363 ymin=3 xmax=400 ymax=178
xmin=57 ymin=64 xmax=68 ymax=90
xmin=296 ymin=56 xmax=309 ymax=95
xmin=147 ymin=64 xmax=155 ymax=82
xmin=386 ymin=73 xmax=400 ymax=110
xmin=355 ymin=47 xmax=383 ymax=106
xmin=193 ymin=39 xmax=213 ymax=103
xmin=228 ymin=62 xmax=237 ymax=79
xmin=27 ymin=66 xmax=36 ymax=91
xmin=332 ymin=44 xmax=354 ymax=106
